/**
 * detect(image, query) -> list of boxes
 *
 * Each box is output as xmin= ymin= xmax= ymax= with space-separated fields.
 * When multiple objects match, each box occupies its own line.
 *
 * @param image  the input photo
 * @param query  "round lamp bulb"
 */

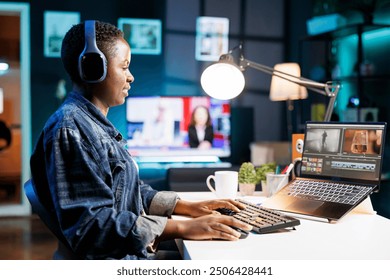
xmin=201 ymin=62 xmax=245 ymax=100
xmin=0 ymin=62 xmax=9 ymax=72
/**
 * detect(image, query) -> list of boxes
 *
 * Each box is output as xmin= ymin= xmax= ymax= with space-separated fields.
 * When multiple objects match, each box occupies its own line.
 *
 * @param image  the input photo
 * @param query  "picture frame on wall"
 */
xmin=118 ymin=18 xmax=162 ymax=55
xmin=195 ymin=16 xmax=229 ymax=61
xmin=44 ymin=11 xmax=80 ymax=58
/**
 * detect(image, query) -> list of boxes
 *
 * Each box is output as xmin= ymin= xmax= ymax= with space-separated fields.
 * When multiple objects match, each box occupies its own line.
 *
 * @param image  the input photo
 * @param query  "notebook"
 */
xmin=262 ymin=122 xmax=387 ymax=222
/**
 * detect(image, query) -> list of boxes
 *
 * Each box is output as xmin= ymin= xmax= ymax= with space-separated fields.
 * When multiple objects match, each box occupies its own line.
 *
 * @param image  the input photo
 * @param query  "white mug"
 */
xmin=206 ymin=171 xmax=238 ymax=199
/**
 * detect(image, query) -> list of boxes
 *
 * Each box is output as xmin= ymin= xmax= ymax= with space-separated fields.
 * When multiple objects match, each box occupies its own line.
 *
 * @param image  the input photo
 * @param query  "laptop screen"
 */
xmin=301 ymin=122 xmax=387 ymax=184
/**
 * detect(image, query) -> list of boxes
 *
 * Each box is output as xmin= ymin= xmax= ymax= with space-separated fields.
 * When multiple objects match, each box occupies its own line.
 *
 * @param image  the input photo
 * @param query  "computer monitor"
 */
xmin=126 ymin=96 xmax=231 ymax=163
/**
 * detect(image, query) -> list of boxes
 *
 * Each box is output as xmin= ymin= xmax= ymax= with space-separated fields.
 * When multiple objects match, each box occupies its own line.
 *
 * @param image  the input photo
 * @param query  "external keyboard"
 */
xmin=217 ymin=199 xmax=300 ymax=234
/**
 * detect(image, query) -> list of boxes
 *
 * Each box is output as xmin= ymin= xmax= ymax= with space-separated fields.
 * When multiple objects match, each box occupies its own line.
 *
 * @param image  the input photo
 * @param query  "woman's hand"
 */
xmin=174 ymin=199 xmax=246 ymax=218
xmin=162 ymin=214 xmax=253 ymax=241
xmin=198 ymin=141 xmax=212 ymax=149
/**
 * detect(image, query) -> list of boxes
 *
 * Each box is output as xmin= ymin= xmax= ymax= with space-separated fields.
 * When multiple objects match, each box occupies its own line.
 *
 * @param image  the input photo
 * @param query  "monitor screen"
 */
xmin=126 ymin=96 xmax=231 ymax=161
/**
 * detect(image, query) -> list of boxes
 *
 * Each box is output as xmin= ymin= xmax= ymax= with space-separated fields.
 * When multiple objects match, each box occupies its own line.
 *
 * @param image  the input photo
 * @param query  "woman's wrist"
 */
xmin=173 ymin=200 xmax=193 ymax=216
xmin=160 ymin=219 xmax=185 ymax=240
xmin=173 ymin=200 xmax=189 ymax=215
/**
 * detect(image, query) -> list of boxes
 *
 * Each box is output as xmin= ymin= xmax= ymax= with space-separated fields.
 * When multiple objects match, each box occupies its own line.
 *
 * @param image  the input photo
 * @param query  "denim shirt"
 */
xmin=30 ymin=91 xmax=178 ymax=259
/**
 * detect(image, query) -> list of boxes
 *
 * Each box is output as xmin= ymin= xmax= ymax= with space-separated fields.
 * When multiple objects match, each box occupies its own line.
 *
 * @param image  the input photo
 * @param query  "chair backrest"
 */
xmin=0 ymin=120 xmax=12 ymax=151
xmin=24 ymin=179 xmax=69 ymax=248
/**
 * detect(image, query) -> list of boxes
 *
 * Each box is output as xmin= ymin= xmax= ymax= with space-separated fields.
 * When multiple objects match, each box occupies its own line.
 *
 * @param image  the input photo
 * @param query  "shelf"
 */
xmin=302 ymin=23 xmax=390 ymax=41
xmin=335 ymin=74 xmax=390 ymax=82
xmin=299 ymin=21 xmax=390 ymax=126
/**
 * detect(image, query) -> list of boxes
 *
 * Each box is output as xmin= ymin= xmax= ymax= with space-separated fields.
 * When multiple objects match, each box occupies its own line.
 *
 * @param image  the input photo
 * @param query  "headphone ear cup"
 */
xmin=293 ymin=158 xmax=302 ymax=178
xmin=79 ymin=52 xmax=107 ymax=82
xmin=78 ymin=20 xmax=107 ymax=83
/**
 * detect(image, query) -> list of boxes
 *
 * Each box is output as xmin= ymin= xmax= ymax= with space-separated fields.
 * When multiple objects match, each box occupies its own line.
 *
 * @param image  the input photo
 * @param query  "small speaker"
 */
xmin=292 ymin=133 xmax=304 ymax=178
xmin=292 ymin=133 xmax=304 ymax=162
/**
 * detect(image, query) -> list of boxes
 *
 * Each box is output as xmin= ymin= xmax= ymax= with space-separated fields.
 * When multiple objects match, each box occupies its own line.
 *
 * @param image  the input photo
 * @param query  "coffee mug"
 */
xmin=206 ymin=171 xmax=238 ymax=199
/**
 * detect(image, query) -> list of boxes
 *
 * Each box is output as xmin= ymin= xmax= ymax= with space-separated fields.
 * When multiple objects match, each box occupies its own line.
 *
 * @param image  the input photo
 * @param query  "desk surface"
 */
xmin=175 ymin=192 xmax=390 ymax=260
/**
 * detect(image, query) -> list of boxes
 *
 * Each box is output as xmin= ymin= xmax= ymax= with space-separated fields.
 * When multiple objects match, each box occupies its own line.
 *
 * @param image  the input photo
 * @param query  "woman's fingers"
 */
xmin=207 ymin=215 xmax=252 ymax=240
xmin=209 ymin=222 xmax=241 ymax=240
xmin=207 ymin=199 xmax=247 ymax=212
xmin=178 ymin=213 xmax=253 ymax=241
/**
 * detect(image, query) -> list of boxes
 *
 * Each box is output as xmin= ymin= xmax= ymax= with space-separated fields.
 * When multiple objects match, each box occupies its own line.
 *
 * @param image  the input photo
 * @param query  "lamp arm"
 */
xmin=241 ymin=58 xmax=337 ymax=95
xmin=324 ymin=85 xmax=340 ymax=122
xmin=240 ymin=58 xmax=341 ymax=122
xmin=240 ymin=58 xmax=274 ymax=75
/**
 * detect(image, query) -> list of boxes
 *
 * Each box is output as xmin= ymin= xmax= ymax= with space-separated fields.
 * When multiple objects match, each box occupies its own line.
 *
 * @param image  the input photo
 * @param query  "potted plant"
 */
xmin=255 ymin=162 xmax=277 ymax=183
xmin=256 ymin=162 xmax=277 ymax=196
xmin=238 ymin=162 xmax=260 ymax=196
xmin=238 ymin=162 xmax=277 ymax=196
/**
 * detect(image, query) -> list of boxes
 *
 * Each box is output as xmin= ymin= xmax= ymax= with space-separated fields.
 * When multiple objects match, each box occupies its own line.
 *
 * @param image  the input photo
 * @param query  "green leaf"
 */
xmin=238 ymin=162 xmax=258 ymax=184
xmin=255 ymin=162 xmax=277 ymax=182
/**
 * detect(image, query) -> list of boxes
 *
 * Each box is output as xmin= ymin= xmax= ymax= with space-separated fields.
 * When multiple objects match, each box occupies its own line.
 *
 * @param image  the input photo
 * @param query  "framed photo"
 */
xmin=44 ymin=11 xmax=80 ymax=58
xmin=196 ymin=17 xmax=229 ymax=61
xmin=118 ymin=18 xmax=162 ymax=55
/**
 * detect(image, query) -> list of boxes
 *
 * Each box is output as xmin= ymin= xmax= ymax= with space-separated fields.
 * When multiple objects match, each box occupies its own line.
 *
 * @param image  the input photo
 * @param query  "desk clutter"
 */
xmin=216 ymin=199 xmax=300 ymax=236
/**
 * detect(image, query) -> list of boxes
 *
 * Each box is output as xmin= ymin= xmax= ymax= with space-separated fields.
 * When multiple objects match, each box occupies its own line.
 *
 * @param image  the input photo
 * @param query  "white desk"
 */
xmin=175 ymin=192 xmax=390 ymax=260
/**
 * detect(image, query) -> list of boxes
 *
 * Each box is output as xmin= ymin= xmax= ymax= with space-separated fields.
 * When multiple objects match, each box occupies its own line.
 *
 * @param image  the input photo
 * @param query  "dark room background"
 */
xmin=2 ymin=0 xmax=390 ymax=218
xmin=16 ymin=0 xmax=309 ymax=149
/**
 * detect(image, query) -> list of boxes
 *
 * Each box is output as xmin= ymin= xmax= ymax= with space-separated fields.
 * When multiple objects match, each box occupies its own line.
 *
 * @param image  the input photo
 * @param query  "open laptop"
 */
xmin=262 ymin=122 xmax=387 ymax=222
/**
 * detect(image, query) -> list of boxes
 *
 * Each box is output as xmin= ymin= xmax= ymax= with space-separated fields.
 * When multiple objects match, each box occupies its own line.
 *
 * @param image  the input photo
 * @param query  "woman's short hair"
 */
xmin=61 ymin=20 xmax=124 ymax=85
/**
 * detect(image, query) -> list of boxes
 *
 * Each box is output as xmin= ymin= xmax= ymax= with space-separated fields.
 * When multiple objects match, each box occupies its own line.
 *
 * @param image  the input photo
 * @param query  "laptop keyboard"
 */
xmin=283 ymin=179 xmax=372 ymax=205
xmin=217 ymin=199 xmax=300 ymax=234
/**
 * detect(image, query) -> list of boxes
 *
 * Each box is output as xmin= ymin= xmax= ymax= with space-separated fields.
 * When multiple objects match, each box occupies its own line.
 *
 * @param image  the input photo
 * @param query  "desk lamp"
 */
xmin=0 ymin=61 xmax=10 ymax=75
xmin=200 ymin=44 xmax=341 ymax=122
xmin=269 ymin=62 xmax=307 ymax=137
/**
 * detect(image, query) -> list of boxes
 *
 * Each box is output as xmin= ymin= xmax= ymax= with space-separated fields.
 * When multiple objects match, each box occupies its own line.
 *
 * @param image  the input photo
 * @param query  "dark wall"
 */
xmin=14 ymin=0 xmax=292 ymax=150
xmin=23 ymin=0 xmax=165 ymax=147
xmin=3 ymin=0 xmax=303 ymax=148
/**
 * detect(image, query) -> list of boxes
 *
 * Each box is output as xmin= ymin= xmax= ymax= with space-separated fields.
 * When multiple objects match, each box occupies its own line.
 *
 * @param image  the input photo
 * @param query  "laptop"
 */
xmin=262 ymin=122 xmax=387 ymax=222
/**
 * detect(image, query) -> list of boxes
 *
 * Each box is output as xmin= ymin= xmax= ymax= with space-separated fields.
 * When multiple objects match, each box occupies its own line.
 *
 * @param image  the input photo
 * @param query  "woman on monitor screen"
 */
xmin=188 ymin=105 xmax=214 ymax=149
xmin=29 ymin=20 xmax=251 ymax=260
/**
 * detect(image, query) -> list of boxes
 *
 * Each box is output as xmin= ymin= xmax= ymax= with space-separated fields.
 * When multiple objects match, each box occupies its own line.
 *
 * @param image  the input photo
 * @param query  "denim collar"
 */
xmin=66 ymin=91 xmax=124 ymax=142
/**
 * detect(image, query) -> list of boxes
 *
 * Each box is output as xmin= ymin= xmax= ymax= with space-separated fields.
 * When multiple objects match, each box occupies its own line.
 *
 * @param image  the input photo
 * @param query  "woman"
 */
xmin=30 ymin=20 xmax=251 ymax=260
xmin=188 ymin=105 xmax=214 ymax=149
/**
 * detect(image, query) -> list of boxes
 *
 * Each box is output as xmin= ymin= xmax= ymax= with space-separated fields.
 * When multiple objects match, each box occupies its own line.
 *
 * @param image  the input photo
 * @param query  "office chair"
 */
xmin=24 ymin=179 xmax=76 ymax=259
xmin=0 ymin=120 xmax=12 ymax=151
